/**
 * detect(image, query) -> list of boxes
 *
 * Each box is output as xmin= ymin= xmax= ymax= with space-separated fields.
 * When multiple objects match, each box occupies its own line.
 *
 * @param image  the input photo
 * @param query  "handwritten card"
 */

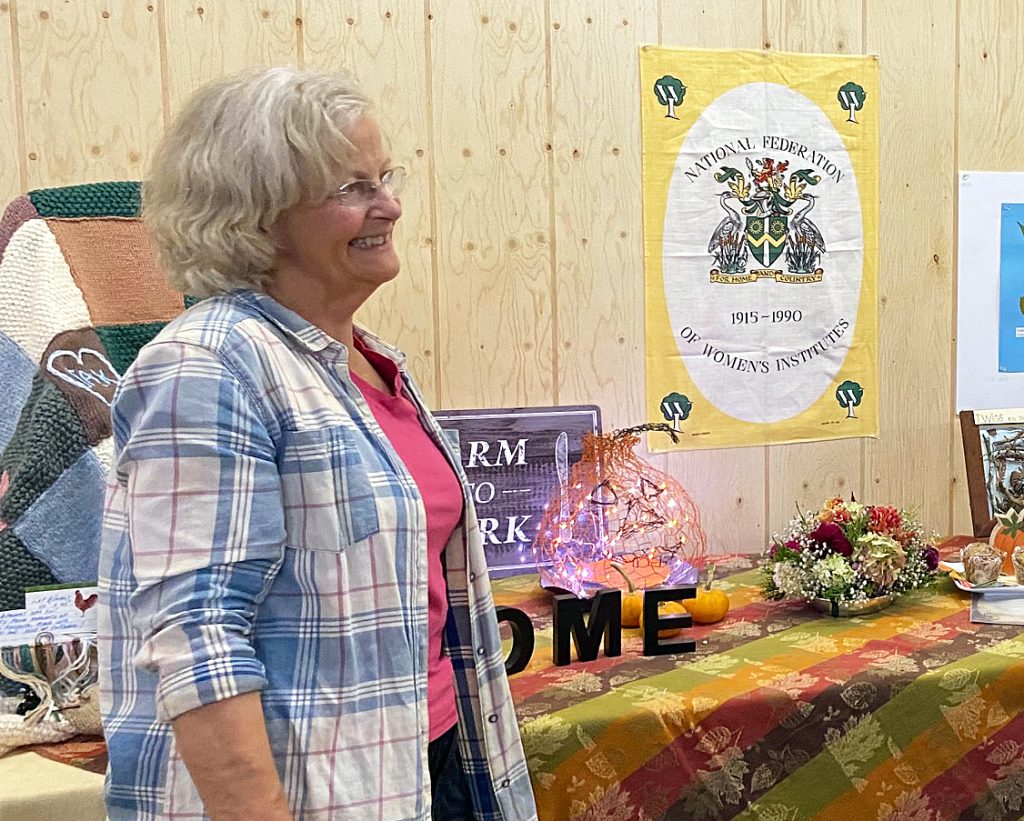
xmin=0 ymin=584 xmax=98 ymax=645
xmin=0 ymin=608 xmax=41 ymax=645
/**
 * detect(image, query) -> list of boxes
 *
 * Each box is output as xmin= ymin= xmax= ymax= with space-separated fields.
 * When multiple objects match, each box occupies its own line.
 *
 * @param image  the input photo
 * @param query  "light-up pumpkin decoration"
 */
xmin=534 ymin=424 xmax=707 ymax=597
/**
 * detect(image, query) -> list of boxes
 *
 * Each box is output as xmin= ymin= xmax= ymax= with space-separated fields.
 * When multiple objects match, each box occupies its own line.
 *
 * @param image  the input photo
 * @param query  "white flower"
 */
xmin=812 ymin=553 xmax=855 ymax=589
xmin=773 ymin=562 xmax=809 ymax=597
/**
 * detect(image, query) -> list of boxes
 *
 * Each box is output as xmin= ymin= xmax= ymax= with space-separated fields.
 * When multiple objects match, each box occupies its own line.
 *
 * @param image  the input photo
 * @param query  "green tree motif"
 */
xmin=836 ymin=380 xmax=864 ymax=419
xmin=837 ymin=82 xmax=867 ymax=123
xmin=660 ymin=392 xmax=692 ymax=431
xmin=654 ymin=75 xmax=686 ymax=120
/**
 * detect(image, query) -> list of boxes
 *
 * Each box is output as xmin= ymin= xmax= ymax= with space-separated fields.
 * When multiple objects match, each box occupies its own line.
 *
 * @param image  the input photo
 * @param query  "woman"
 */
xmin=98 ymin=67 xmax=537 ymax=821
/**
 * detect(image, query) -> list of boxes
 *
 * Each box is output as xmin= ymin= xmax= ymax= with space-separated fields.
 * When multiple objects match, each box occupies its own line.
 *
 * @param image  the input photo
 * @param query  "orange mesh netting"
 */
xmin=534 ymin=424 xmax=707 ymax=597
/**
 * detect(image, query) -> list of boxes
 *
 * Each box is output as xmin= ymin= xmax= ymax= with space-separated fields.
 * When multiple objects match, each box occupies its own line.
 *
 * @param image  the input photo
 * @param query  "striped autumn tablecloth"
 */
xmin=493 ymin=547 xmax=1024 ymax=821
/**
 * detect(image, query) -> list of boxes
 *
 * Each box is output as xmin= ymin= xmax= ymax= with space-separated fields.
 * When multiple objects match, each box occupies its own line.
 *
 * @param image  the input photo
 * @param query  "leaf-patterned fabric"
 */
xmin=496 ymin=541 xmax=1024 ymax=820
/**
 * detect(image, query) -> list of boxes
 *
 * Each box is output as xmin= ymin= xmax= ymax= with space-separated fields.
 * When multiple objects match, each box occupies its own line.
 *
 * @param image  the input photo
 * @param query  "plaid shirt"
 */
xmin=97 ymin=291 xmax=537 ymax=820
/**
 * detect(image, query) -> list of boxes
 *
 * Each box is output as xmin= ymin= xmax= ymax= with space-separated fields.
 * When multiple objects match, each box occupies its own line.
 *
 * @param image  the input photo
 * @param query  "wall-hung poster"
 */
xmin=641 ymin=47 xmax=879 ymax=451
xmin=957 ymin=172 xmax=1024 ymax=410
xmin=999 ymin=203 xmax=1024 ymax=373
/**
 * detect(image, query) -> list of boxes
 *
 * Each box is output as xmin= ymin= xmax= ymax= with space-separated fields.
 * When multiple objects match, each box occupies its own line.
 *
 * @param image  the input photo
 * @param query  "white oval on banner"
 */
xmin=662 ymin=82 xmax=862 ymax=423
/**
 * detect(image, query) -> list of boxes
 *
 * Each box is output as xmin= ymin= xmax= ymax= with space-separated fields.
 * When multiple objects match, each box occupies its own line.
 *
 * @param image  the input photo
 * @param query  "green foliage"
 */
xmin=839 ymin=506 xmax=871 ymax=545
xmin=771 ymin=542 xmax=801 ymax=563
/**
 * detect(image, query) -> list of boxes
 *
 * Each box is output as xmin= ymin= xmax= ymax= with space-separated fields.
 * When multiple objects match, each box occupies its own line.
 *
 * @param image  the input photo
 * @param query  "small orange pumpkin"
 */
xmin=990 ymin=508 xmax=1024 ymax=575
xmin=639 ymin=599 xmax=688 ymax=638
xmin=683 ymin=564 xmax=731 ymax=624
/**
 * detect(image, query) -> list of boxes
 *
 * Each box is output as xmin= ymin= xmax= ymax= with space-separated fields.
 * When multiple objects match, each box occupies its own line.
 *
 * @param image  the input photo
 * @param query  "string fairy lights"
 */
xmin=534 ymin=424 xmax=708 ymax=597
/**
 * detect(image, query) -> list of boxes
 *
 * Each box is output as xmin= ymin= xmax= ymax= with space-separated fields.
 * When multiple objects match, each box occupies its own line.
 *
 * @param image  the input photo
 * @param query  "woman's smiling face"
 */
xmin=270 ymin=116 xmax=403 ymax=302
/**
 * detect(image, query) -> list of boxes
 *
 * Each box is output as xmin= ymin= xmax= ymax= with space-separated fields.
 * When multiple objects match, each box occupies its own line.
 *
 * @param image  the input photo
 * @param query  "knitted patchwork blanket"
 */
xmin=0 ymin=182 xmax=186 ymax=611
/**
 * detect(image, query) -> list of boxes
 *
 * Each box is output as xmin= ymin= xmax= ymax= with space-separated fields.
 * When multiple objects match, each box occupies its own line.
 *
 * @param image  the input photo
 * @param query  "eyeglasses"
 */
xmin=331 ymin=166 xmax=407 ymax=208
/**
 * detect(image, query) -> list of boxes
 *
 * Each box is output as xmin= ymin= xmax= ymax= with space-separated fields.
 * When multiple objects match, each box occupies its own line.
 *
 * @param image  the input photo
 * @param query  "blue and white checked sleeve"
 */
xmin=112 ymin=339 xmax=287 ymax=722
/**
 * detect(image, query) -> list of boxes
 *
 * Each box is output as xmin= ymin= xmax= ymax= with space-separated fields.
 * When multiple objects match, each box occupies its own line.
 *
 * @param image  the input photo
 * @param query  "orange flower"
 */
xmin=891 ymin=527 xmax=916 ymax=546
xmin=868 ymin=505 xmax=902 ymax=534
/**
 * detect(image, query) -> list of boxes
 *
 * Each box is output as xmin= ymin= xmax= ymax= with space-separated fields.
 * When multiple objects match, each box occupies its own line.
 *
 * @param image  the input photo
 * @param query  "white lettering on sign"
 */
xmin=466 ymin=438 xmax=528 ymax=468
xmin=477 ymin=515 xmax=533 ymax=544
xmin=468 ymin=481 xmax=496 ymax=505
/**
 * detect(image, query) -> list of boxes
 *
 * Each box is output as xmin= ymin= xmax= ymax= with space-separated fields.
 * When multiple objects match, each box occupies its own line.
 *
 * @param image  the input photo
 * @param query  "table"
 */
xmin=0 ymin=741 xmax=106 ymax=821
xmin=7 ymin=546 xmax=1024 ymax=821
xmin=493 ymin=547 xmax=1024 ymax=821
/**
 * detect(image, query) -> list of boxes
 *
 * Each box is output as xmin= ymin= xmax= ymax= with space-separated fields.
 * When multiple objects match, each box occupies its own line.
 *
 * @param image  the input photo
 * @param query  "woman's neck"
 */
xmin=264 ymin=279 xmax=360 ymax=349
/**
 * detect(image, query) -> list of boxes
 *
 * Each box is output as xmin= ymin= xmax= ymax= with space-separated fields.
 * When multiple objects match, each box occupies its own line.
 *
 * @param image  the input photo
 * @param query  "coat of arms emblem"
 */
xmin=708 ymin=157 xmax=826 ymax=283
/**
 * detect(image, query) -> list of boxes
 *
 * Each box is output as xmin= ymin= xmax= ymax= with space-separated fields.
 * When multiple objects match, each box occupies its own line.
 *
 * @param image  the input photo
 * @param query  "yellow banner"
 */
xmin=642 ymin=47 xmax=878 ymax=451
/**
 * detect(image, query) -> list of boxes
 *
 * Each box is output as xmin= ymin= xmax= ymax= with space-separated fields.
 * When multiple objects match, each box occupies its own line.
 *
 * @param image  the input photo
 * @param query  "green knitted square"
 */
xmin=0 ymin=530 xmax=57 ymax=612
xmin=96 ymin=322 xmax=167 ymax=376
xmin=28 ymin=181 xmax=142 ymax=218
xmin=0 ymin=375 xmax=91 ymax=528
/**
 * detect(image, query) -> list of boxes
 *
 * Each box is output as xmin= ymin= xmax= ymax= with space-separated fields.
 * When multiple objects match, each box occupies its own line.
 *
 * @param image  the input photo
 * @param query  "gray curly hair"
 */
xmin=143 ymin=66 xmax=372 ymax=297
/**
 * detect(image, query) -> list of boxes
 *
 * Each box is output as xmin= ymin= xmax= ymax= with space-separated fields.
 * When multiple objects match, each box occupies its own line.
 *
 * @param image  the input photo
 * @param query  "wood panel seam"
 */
xmin=948 ymin=0 xmax=963 ymax=536
xmin=9 ymin=0 xmax=27 ymax=192
xmin=156 ymin=0 xmax=170 ymax=130
xmin=423 ymin=0 xmax=442 ymax=408
xmin=544 ymin=0 xmax=558 ymax=406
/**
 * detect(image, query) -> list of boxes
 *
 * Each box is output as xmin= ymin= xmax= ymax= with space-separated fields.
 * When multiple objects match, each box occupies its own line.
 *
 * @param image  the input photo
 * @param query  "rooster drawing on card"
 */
xmin=75 ymin=589 xmax=98 ymax=615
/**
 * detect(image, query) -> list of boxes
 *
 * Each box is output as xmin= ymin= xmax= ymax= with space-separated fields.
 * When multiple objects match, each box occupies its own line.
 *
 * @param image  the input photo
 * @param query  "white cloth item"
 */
xmin=0 ymin=713 xmax=76 ymax=756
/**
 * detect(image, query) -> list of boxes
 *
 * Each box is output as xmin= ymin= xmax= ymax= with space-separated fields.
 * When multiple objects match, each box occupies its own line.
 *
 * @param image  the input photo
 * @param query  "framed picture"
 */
xmin=959 ymin=409 xmax=1024 ymax=537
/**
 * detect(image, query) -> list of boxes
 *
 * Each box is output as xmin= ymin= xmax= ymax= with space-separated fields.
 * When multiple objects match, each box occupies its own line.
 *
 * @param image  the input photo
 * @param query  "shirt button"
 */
xmin=501 ymin=779 xmax=510 ymax=789
xmin=469 ymin=572 xmax=477 ymax=582
xmin=477 ymin=646 xmax=486 ymax=656
xmin=488 ymin=714 xmax=498 ymax=723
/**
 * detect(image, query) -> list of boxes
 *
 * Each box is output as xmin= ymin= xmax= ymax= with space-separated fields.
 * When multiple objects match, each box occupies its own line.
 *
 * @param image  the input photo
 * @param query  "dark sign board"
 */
xmin=434 ymin=405 xmax=602 ymax=577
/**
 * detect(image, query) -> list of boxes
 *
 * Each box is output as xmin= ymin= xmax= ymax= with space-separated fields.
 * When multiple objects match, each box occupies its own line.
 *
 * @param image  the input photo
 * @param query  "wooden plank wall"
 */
xmin=1 ymin=0 xmax=1015 ymax=552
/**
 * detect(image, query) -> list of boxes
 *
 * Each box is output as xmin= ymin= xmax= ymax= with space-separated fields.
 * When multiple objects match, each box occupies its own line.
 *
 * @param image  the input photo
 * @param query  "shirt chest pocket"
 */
xmin=277 ymin=425 xmax=381 ymax=551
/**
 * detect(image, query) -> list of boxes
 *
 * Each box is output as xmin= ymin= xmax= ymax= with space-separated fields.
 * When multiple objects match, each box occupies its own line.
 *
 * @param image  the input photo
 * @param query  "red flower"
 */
xmin=922 ymin=546 xmax=940 ymax=571
xmin=770 ymin=538 xmax=803 ymax=559
xmin=809 ymin=521 xmax=852 ymax=557
xmin=869 ymin=505 xmax=902 ymax=535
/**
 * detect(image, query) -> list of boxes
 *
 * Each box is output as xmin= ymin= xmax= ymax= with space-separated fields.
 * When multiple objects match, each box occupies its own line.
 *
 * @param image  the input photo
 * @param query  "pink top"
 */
xmin=351 ymin=339 xmax=461 ymax=741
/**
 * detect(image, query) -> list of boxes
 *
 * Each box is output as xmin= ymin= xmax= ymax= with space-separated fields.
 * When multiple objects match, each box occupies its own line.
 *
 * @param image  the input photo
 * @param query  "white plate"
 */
xmin=943 ymin=562 xmax=1024 ymax=595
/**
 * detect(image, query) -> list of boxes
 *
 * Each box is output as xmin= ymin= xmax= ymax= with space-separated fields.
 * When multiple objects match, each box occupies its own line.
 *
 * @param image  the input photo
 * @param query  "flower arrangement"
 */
xmin=761 ymin=498 xmax=940 ymax=605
